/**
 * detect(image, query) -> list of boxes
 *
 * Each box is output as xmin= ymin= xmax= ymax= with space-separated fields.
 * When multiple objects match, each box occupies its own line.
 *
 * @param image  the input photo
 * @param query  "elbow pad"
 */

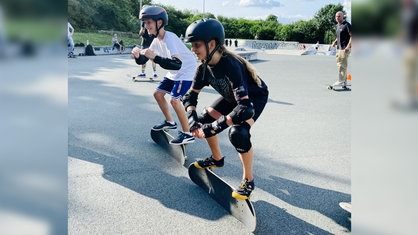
xmin=229 ymin=99 xmax=254 ymax=124
xmin=154 ymin=56 xmax=182 ymax=70
xmin=183 ymin=90 xmax=199 ymax=110
xmin=135 ymin=55 xmax=149 ymax=65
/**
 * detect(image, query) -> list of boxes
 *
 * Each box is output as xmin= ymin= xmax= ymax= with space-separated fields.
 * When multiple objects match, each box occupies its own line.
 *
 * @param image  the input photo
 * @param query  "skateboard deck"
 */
xmin=188 ymin=163 xmax=256 ymax=231
xmin=131 ymin=74 xmax=159 ymax=82
xmin=339 ymin=202 xmax=352 ymax=213
xmin=150 ymin=129 xmax=186 ymax=165
xmin=327 ymin=83 xmax=351 ymax=91
xmin=132 ymin=75 xmax=155 ymax=81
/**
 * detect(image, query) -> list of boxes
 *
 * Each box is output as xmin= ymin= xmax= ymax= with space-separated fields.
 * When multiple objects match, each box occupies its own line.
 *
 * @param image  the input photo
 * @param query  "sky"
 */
xmin=151 ymin=0 xmax=351 ymax=24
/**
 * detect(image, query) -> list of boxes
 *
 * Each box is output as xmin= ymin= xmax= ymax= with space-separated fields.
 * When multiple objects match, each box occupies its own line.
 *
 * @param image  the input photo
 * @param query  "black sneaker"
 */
xmin=170 ymin=132 xmax=195 ymax=145
xmin=138 ymin=73 xmax=146 ymax=77
xmin=193 ymin=156 xmax=224 ymax=169
xmin=232 ymin=178 xmax=254 ymax=200
xmin=152 ymin=121 xmax=177 ymax=130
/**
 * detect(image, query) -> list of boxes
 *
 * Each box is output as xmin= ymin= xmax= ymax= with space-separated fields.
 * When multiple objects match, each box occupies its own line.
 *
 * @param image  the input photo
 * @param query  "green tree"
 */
xmin=352 ymin=0 xmax=400 ymax=36
xmin=277 ymin=24 xmax=293 ymax=41
xmin=187 ymin=13 xmax=217 ymax=23
xmin=266 ymin=14 xmax=278 ymax=22
xmin=159 ymin=5 xmax=191 ymax=36
xmin=236 ymin=18 xmax=255 ymax=39
xmin=68 ymin=0 xmax=152 ymax=32
xmin=68 ymin=1 xmax=353 ymax=44
xmin=314 ymin=3 xmax=344 ymax=42
xmin=324 ymin=29 xmax=335 ymax=44
xmin=258 ymin=22 xmax=279 ymax=40
xmin=218 ymin=16 xmax=240 ymax=38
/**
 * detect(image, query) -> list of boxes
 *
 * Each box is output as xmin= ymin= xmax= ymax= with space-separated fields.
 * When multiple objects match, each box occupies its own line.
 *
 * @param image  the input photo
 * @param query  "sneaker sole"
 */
xmin=151 ymin=126 xmax=177 ymax=131
xmin=193 ymin=161 xmax=223 ymax=169
xmin=169 ymin=139 xmax=195 ymax=145
xmin=232 ymin=191 xmax=250 ymax=200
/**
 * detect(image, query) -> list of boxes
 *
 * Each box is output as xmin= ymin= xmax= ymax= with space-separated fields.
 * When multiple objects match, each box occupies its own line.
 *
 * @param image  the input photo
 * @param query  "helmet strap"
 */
xmin=205 ymin=42 xmax=220 ymax=64
xmin=155 ymin=20 xmax=164 ymax=37
xmin=201 ymin=42 xmax=220 ymax=81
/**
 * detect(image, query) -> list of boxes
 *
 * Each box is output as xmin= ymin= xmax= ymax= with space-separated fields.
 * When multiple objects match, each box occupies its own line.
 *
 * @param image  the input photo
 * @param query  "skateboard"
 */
xmin=328 ymin=74 xmax=352 ymax=90
xmin=188 ymin=163 xmax=256 ymax=231
xmin=131 ymin=74 xmax=158 ymax=82
xmin=327 ymin=83 xmax=351 ymax=91
xmin=150 ymin=129 xmax=186 ymax=165
xmin=339 ymin=202 xmax=352 ymax=213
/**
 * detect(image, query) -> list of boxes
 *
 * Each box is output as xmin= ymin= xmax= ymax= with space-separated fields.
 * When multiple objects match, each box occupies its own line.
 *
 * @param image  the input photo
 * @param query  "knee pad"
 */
xmin=228 ymin=123 xmax=252 ymax=153
xmin=198 ymin=108 xmax=216 ymax=124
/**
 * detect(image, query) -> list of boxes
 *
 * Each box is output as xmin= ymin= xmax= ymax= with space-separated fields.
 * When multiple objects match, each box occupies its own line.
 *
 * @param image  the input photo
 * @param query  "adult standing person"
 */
xmin=131 ymin=6 xmax=197 ymax=145
xmin=138 ymin=22 xmax=157 ymax=78
xmin=68 ymin=22 xmax=74 ymax=57
xmin=184 ymin=19 xmax=269 ymax=200
xmin=331 ymin=11 xmax=352 ymax=87
xmin=401 ymin=0 xmax=418 ymax=108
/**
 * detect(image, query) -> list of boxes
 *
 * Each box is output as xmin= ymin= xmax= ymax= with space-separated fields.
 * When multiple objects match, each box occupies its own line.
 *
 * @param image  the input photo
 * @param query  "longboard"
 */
xmin=132 ymin=75 xmax=155 ymax=81
xmin=188 ymin=163 xmax=256 ymax=231
xmin=150 ymin=129 xmax=186 ymax=165
xmin=339 ymin=202 xmax=352 ymax=213
xmin=130 ymin=74 xmax=159 ymax=82
xmin=327 ymin=83 xmax=351 ymax=91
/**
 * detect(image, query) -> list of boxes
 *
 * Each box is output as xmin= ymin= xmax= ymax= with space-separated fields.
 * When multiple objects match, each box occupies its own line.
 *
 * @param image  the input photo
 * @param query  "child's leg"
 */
xmin=141 ymin=63 xmax=146 ymax=74
xmin=170 ymin=98 xmax=189 ymax=132
xmin=238 ymin=148 xmax=254 ymax=181
xmin=206 ymin=135 xmax=223 ymax=160
xmin=152 ymin=61 xmax=157 ymax=72
xmin=154 ymin=78 xmax=175 ymax=122
xmin=170 ymin=80 xmax=193 ymax=133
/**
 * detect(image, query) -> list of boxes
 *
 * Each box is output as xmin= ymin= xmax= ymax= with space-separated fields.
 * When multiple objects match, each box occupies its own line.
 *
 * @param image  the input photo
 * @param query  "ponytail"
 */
xmin=219 ymin=46 xmax=262 ymax=87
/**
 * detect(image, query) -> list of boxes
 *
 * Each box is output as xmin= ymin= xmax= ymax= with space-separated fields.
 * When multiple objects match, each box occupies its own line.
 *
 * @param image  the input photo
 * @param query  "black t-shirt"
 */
xmin=192 ymin=54 xmax=268 ymax=105
xmin=404 ymin=6 xmax=418 ymax=45
xmin=336 ymin=20 xmax=352 ymax=50
xmin=141 ymin=30 xmax=154 ymax=49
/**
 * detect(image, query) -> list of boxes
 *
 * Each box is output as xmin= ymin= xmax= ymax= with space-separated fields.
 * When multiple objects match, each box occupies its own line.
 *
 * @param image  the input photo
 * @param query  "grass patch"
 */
xmin=5 ymin=19 xmax=63 ymax=43
xmin=73 ymin=32 xmax=141 ymax=47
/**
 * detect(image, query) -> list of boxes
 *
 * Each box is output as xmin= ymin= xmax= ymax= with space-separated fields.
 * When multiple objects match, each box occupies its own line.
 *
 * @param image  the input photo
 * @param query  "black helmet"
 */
xmin=139 ymin=6 xmax=168 ymax=26
xmin=185 ymin=18 xmax=225 ymax=46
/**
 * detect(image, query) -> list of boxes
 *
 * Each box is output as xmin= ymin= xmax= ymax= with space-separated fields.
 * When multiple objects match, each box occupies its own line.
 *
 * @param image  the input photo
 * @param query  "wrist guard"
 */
xmin=187 ymin=110 xmax=201 ymax=132
xmin=135 ymin=54 xmax=149 ymax=65
xmin=202 ymin=115 xmax=229 ymax=138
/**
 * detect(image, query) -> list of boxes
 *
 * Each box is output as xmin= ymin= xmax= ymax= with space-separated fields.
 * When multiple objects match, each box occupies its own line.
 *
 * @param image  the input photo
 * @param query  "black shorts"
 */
xmin=210 ymin=95 xmax=267 ymax=122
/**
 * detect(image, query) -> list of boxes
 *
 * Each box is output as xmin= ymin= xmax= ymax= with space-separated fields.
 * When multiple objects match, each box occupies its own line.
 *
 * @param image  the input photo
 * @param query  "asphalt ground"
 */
xmin=68 ymin=52 xmax=351 ymax=234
